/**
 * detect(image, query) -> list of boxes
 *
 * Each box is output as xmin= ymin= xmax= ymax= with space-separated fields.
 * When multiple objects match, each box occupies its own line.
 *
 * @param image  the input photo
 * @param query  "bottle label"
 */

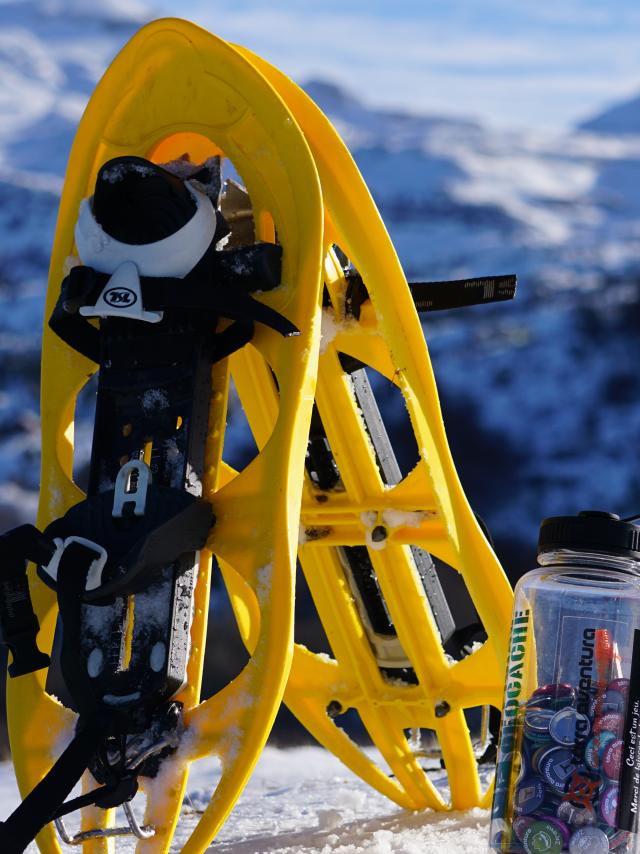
xmin=617 ymin=629 xmax=640 ymax=831
xmin=492 ymin=608 xmax=531 ymax=830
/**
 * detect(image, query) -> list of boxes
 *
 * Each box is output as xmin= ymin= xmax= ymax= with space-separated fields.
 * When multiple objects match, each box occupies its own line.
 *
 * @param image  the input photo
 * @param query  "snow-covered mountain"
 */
xmin=579 ymin=92 xmax=640 ymax=136
xmin=1 ymin=1 xmax=640 ymax=570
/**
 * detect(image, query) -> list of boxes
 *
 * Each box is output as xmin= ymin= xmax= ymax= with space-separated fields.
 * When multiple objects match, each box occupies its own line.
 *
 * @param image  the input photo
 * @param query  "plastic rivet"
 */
xmin=371 ymin=525 xmax=388 ymax=542
xmin=435 ymin=700 xmax=451 ymax=718
xmin=326 ymin=700 xmax=343 ymax=719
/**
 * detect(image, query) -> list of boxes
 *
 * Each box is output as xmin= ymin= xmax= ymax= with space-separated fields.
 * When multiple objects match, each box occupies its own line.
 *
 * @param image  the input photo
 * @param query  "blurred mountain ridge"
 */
xmin=579 ymin=91 xmax=640 ymax=136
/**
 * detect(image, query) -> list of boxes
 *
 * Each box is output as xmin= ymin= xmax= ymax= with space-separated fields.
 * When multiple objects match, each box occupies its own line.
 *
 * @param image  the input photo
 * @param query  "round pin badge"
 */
xmin=602 ymin=739 xmax=623 ymax=781
xmin=515 ymin=777 xmax=546 ymax=815
xmin=525 ymin=708 xmax=556 ymax=735
xmin=535 ymin=795 xmax=563 ymax=817
xmin=557 ymin=799 xmax=597 ymax=828
xmin=600 ymin=689 xmax=627 ymax=715
xmin=568 ymin=825 xmax=610 ymax=853
xmin=527 ymin=731 xmax=557 ymax=748
xmin=513 ymin=815 xmax=536 ymax=843
xmin=539 ymin=747 xmax=579 ymax=793
xmin=604 ymin=827 xmax=632 ymax=851
xmin=607 ymin=678 xmax=630 ymax=697
xmin=584 ymin=732 xmax=616 ymax=771
xmin=544 ymin=817 xmax=571 ymax=848
xmin=492 ymin=829 xmax=508 ymax=849
xmin=531 ymin=683 xmax=575 ymax=700
xmin=531 ymin=745 xmax=557 ymax=773
xmin=549 ymin=708 xmax=591 ymax=746
xmin=523 ymin=819 xmax=564 ymax=854
xmin=529 ymin=691 xmax=576 ymax=712
xmin=599 ymin=784 xmax=619 ymax=827
xmin=593 ymin=714 xmax=624 ymax=738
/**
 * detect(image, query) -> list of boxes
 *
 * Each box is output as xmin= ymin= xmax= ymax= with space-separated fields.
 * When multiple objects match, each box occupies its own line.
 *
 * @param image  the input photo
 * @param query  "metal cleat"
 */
xmin=112 ymin=460 xmax=152 ymax=518
xmin=55 ymin=802 xmax=154 ymax=843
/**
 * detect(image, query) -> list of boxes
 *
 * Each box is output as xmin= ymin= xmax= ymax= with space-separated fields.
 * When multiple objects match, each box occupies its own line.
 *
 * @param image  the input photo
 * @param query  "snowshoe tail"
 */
xmin=228 ymin=48 xmax=514 ymax=812
xmin=5 ymin=19 xmax=322 ymax=853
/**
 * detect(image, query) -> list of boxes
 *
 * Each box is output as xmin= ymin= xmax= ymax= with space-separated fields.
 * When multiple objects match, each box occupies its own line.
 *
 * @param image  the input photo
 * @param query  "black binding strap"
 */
xmin=49 ymin=242 xmax=298 ymax=363
xmin=0 ymin=525 xmax=55 ymax=677
xmin=53 ymin=773 xmax=138 ymax=819
xmin=0 ymin=718 xmax=107 ymax=854
xmin=408 ymin=274 xmax=517 ymax=312
xmin=345 ymin=271 xmax=517 ymax=319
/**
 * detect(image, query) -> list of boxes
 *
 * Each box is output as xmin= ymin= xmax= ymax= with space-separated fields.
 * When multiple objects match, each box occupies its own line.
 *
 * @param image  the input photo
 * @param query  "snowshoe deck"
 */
xmin=6 ymin=19 xmax=323 ymax=853
xmin=227 ymin=49 xmax=514 ymax=812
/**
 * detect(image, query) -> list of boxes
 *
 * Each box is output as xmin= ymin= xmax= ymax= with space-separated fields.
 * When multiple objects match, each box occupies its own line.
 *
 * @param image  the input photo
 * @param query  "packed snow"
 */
xmin=0 ymin=746 xmax=491 ymax=852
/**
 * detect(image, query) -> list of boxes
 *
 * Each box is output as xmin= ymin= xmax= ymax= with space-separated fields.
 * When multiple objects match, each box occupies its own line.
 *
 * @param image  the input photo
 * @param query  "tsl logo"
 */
xmin=104 ymin=287 xmax=137 ymax=307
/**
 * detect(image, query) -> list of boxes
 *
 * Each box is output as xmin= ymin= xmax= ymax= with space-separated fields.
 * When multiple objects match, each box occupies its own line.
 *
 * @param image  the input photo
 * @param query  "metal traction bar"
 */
xmin=54 ymin=802 xmax=154 ymax=844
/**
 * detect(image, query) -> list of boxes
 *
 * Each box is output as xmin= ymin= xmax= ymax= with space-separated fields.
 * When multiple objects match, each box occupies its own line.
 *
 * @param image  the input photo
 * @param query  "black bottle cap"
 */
xmin=92 ymin=156 xmax=196 ymax=245
xmin=538 ymin=510 xmax=640 ymax=559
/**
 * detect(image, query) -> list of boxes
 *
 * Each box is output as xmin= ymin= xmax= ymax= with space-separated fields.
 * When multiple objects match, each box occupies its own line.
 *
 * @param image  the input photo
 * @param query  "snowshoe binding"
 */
xmin=0 ymin=19 xmax=323 ymax=853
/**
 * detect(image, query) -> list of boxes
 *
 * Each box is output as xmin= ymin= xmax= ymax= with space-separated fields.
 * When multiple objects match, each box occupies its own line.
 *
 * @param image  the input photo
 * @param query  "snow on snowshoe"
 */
xmin=0 ymin=19 xmax=322 ymax=853
xmin=225 ymin=49 xmax=515 ymax=812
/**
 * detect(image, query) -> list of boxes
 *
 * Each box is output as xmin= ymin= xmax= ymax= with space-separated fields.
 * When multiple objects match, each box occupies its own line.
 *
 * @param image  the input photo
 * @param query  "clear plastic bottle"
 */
xmin=490 ymin=511 xmax=640 ymax=854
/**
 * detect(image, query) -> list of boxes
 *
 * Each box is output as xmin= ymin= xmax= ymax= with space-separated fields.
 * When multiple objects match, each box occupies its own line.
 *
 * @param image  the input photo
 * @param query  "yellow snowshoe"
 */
xmin=227 ymin=48 xmax=515 ymax=812
xmin=0 ymin=19 xmax=322 ymax=853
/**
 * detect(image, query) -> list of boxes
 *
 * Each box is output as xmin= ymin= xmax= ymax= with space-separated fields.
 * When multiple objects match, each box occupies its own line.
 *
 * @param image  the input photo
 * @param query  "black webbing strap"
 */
xmin=0 ymin=718 xmax=106 ymax=854
xmin=210 ymin=319 xmax=255 ymax=363
xmin=0 ymin=525 xmax=55 ymax=677
xmin=408 ymin=274 xmax=517 ymax=312
xmin=54 ymin=778 xmax=138 ymax=820
xmin=48 ymin=301 xmax=101 ymax=363
xmin=345 ymin=271 xmax=517 ymax=319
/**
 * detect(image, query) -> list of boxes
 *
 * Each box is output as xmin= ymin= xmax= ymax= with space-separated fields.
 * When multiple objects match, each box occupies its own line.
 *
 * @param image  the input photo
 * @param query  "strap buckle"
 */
xmin=41 ymin=537 xmax=108 ymax=592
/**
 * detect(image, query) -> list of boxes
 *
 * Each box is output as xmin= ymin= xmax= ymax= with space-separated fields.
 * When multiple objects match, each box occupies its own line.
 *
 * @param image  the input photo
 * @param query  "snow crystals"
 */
xmin=140 ymin=388 xmax=170 ymax=413
xmin=101 ymin=161 xmax=154 ymax=184
xmin=256 ymin=562 xmax=274 ymax=604
xmin=63 ymin=745 xmax=492 ymax=853
xmin=380 ymin=509 xmax=426 ymax=529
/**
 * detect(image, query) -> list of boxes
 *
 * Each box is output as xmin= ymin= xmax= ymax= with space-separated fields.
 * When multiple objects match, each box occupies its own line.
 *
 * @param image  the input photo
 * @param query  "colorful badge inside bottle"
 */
xmin=490 ymin=511 xmax=640 ymax=854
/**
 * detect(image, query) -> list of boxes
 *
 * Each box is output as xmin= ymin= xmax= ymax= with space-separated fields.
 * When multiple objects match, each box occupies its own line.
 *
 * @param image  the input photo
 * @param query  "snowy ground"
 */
xmin=0 ymin=746 xmax=490 ymax=852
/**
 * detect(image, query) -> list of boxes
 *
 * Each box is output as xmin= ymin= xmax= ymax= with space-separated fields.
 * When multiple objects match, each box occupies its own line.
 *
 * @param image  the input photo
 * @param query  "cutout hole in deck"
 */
xmin=294 ymin=560 xmax=333 ymax=657
xmin=329 ymin=706 xmax=394 ymax=777
xmin=431 ymin=555 xmax=487 ymax=662
xmin=72 ymin=372 xmax=98 ymax=492
xmin=221 ymin=375 xmax=260 ymax=474
xmin=467 ymin=704 xmax=500 ymax=797
xmin=200 ymin=556 xmax=250 ymax=702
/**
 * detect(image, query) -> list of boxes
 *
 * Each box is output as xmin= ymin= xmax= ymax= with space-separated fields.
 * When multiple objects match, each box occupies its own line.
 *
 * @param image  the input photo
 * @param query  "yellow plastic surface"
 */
xmin=6 ymin=20 xmax=323 ymax=853
xmin=230 ymin=48 xmax=514 ymax=811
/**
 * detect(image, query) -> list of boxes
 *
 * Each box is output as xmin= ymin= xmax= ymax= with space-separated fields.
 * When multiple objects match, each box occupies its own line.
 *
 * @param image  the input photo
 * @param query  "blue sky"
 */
xmin=153 ymin=0 xmax=640 ymax=130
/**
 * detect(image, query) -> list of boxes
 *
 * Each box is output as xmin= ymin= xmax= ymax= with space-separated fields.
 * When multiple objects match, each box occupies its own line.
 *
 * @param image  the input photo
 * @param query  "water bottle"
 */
xmin=490 ymin=511 xmax=640 ymax=853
